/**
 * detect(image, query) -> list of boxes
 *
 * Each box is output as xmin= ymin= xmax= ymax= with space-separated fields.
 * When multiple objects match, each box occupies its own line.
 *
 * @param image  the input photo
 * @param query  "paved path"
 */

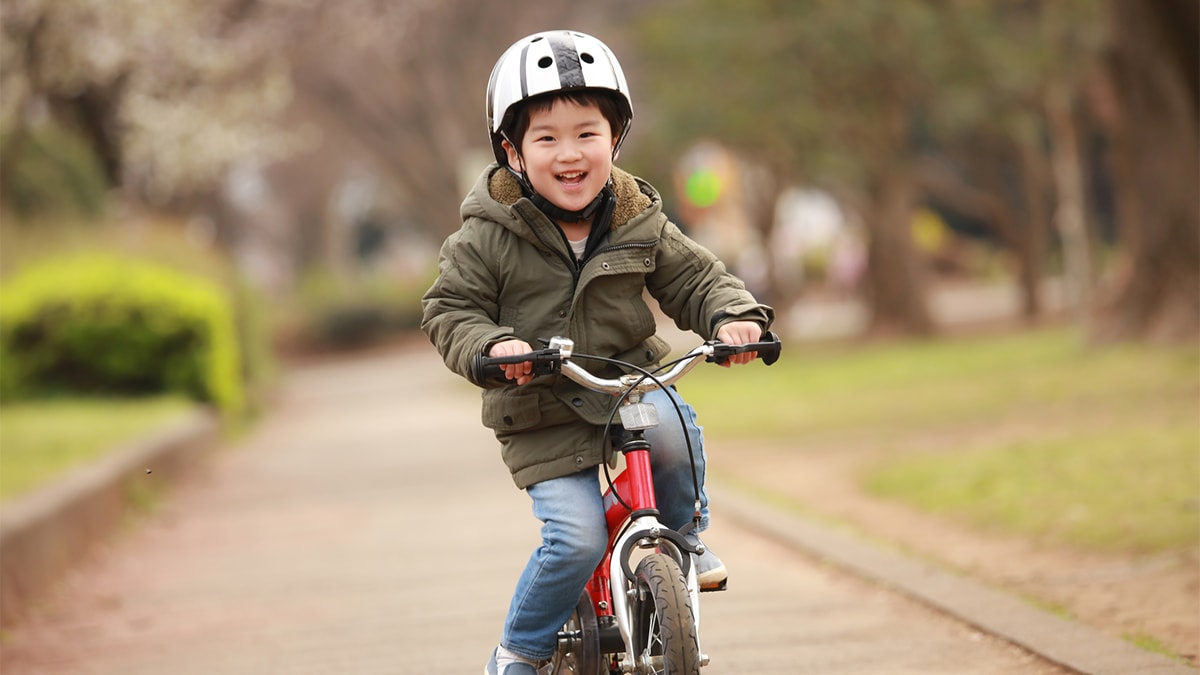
xmin=0 ymin=342 xmax=1081 ymax=674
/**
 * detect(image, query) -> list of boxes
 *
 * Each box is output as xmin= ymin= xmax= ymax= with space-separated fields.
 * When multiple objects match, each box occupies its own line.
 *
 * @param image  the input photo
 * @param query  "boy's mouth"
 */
xmin=557 ymin=171 xmax=587 ymax=187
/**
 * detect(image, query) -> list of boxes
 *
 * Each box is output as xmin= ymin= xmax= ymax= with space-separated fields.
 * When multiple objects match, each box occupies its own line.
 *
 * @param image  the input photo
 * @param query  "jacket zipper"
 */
xmin=594 ymin=240 xmax=656 ymax=255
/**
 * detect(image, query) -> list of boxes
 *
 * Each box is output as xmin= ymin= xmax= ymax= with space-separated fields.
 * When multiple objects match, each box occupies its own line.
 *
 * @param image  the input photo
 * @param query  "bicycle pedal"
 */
xmin=699 ymin=579 xmax=728 ymax=593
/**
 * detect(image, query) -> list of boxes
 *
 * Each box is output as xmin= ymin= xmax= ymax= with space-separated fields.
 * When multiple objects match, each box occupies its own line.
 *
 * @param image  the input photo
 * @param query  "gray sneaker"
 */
xmin=687 ymin=534 xmax=728 ymax=591
xmin=484 ymin=647 xmax=540 ymax=675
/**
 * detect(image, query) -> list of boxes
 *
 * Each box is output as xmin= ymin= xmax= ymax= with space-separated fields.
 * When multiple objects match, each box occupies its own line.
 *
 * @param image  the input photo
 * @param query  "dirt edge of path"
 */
xmin=719 ymin=441 xmax=1199 ymax=668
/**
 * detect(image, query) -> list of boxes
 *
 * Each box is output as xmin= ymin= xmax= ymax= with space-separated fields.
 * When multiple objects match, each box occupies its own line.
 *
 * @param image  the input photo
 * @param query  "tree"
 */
xmin=636 ymin=0 xmax=1107 ymax=336
xmin=1096 ymin=0 xmax=1199 ymax=342
xmin=912 ymin=0 xmax=1104 ymax=325
xmin=0 ymin=0 xmax=307 ymax=208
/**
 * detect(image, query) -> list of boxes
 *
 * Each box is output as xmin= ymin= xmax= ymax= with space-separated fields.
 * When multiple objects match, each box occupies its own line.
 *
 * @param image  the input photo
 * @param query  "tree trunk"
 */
xmin=741 ymin=163 xmax=784 ymax=308
xmin=1015 ymin=138 xmax=1049 ymax=319
xmin=863 ymin=172 xmax=934 ymax=336
xmin=1044 ymin=83 xmax=1094 ymax=331
xmin=1096 ymin=0 xmax=1200 ymax=342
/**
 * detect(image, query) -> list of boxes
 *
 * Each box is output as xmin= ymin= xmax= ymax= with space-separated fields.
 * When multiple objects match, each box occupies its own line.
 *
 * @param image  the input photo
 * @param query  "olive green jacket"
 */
xmin=421 ymin=163 xmax=773 ymax=488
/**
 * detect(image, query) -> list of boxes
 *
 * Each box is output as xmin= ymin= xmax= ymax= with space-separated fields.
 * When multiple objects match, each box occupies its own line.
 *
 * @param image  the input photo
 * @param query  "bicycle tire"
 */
xmin=552 ymin=592 xmax=607 ymax=674
xmin=632 ymin=553 xmax=701 ymax=675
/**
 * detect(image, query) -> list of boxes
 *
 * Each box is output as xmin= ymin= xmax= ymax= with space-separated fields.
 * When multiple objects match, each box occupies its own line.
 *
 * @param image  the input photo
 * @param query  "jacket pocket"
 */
xmin=481 ymin=388 xmax=543 ymax=432
xmin=612 ymin=335 xmax=672 ymax=369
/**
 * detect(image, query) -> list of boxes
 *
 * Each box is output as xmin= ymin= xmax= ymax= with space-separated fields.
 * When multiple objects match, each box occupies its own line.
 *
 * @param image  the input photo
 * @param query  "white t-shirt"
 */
xmin=569 ymin=237 xmax=587 ymax=262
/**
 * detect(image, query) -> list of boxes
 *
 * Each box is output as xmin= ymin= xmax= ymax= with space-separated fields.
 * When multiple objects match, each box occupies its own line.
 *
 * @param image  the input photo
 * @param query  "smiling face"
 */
xmin=503 ymin=97 xmax=619 ymax=216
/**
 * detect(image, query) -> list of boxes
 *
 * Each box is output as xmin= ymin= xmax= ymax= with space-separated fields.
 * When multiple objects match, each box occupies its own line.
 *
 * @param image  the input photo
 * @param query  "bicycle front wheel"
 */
xmin=631 ymin=553 xmax=700 ymax=674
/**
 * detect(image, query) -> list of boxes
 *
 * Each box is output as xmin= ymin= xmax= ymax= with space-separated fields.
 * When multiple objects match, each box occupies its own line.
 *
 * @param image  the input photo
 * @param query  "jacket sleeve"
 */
xmin=647 ymin=219 xmax=774 ymax=339
xmin=420 ymin=225 xmax=515 ymax=385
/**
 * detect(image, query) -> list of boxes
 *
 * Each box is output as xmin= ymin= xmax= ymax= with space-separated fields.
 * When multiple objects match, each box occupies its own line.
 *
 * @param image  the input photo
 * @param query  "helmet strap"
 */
xmin=529 ymin=186 xmax=609 ymax=223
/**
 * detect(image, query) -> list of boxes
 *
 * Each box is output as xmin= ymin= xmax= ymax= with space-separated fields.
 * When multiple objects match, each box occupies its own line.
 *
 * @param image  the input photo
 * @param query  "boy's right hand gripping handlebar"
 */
xmin=705 ymin=330 xmax=782 ymax=366
xmin=470 ymin=346 xmax=563 ymax=385
xmin=470 ymin=331 xmax=782 ymax=386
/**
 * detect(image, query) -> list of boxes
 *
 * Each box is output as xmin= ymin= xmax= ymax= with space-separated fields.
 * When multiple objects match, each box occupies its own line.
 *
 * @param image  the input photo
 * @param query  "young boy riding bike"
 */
xmin=420 ymin=30 xmax=774 ymax=675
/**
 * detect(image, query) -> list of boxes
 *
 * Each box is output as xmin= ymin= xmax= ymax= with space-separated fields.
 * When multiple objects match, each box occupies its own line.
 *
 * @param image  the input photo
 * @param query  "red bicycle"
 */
xmin=473 ymin=333 xmax=781 ymax=674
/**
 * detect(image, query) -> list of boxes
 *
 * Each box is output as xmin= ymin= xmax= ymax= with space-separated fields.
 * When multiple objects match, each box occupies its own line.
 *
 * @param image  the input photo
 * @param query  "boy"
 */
xmin=420 ymin=30 xmax=773 ymax=675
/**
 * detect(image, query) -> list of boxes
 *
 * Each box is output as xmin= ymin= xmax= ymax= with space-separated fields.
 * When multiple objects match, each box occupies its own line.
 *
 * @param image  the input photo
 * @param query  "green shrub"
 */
xmin=274 ymin=269 xmax=431 ymax=352
xmin=0 ymin=254 xmax=244 ymax=415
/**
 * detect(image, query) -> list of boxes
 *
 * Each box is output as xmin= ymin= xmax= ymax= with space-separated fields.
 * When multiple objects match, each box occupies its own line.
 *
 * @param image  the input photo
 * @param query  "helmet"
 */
xmin=486 ymin=30 xmax=634 ymax=169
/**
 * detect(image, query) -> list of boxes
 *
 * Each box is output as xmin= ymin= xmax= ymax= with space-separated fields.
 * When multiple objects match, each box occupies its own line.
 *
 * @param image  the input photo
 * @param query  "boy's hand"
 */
xmin=489 ymin=339 xmax=535 ymax=385
xmin=715 ymin=321 xmax=762 ymax=367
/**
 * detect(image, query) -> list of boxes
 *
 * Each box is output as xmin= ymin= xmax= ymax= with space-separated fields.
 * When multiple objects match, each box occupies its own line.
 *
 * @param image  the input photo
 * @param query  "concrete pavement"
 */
xmin=0 ymin=340 xmax=1190 ymax=674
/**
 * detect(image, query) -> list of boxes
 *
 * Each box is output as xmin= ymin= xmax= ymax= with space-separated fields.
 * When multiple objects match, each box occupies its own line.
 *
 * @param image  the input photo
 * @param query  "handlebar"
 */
xmin=471 ymin=331 xmax=782 ymax=393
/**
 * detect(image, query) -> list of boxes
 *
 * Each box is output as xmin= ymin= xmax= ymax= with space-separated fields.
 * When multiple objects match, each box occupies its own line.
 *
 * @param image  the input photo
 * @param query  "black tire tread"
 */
xmin=634 ymin=553 xmax=701 ymax=674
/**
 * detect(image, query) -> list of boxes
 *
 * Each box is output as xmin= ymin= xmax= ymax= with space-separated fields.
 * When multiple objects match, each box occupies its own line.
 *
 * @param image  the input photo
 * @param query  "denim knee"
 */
xmin=544 ymin=513 xmax=607 ymax=573
xmin=527 ymin=471 xmax=609 ymax=577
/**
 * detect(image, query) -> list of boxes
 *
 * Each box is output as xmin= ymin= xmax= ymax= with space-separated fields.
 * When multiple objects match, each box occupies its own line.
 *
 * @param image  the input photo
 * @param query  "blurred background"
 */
xmin=2 ymin=0 xmax=1196 ymax=365
xmin=1 ymin=0 xmax=1197 ymax=662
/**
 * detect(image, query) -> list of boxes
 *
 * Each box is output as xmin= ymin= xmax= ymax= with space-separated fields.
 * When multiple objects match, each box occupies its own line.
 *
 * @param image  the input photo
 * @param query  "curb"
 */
xmin=712 ymin=483 xmax=1195 ymax=675
xmin=0 ymin=408 xmax=220 ymax=629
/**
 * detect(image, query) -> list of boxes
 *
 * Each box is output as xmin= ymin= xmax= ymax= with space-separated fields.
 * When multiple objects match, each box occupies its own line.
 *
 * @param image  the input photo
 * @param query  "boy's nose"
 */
xmin=558 ymin=143 xmax=584 ymax=161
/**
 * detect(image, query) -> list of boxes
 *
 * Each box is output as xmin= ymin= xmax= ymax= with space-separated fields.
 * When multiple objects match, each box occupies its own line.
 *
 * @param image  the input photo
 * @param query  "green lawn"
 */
xmin=681 ymin=328 xmax=1199 ymax=552
xmin=0 ymin=396 xmax=192 ymax=502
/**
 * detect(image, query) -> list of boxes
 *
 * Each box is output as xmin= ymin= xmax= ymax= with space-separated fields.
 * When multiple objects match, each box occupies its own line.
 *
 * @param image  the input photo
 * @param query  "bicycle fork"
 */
xmin=592 ymin=426 xmax=706 ymax=670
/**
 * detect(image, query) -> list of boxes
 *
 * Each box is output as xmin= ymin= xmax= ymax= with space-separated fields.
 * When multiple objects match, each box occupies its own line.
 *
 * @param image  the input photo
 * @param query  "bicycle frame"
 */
xmin=552 ymin=337 xmax=713 ymax=671
xmin=473 ymin=333 xmax=781 ymax=673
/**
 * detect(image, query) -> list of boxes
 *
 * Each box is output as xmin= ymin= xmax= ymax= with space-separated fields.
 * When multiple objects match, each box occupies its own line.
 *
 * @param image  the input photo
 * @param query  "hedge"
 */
xmin=0 ymin=254 xmax=244 ymax=415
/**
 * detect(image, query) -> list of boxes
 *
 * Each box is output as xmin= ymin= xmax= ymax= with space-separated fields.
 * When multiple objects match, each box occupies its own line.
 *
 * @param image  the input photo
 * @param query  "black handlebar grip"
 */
xmin=470 ymin=353 xmax=508 ymax=385
xmin=470 ymin=349 xmax=560 ymax=386
xmin=708 ymin=330 xmax=783 ymax=366
xmin=757 ymin=331 xmax=782 ymax=366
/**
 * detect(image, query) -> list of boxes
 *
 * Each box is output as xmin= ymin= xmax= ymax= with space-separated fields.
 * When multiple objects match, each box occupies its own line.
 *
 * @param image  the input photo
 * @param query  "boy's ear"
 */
xmin=611 ymin=134 xmax=620 ymax=161
xmin=501 ymin=138 xmax=523 ymax=172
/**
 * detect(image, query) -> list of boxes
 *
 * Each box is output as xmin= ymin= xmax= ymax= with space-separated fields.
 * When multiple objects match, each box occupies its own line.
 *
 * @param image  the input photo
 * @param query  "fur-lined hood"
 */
xmin=471 ymin=163 xmax=656 ymax=231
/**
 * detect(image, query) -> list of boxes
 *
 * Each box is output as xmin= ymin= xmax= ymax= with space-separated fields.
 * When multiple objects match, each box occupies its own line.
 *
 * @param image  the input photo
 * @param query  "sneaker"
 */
xmin=484 ymin=647 xmax=541 ymax=675
xmin=687 ymin=534 xmax=728 ymax=591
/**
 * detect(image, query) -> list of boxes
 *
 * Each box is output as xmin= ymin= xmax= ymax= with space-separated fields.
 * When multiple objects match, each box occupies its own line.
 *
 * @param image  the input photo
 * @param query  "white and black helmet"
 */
xmin=486 ymin=30 xmax=634 ymax=170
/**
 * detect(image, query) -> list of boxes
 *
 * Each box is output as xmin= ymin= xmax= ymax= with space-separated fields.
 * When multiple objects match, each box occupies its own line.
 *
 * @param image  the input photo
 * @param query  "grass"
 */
xmin=1125 ymin=632 xmax=1185 ymax=660
xmin=0 ymin=396 xmax=192 ymax=502
xmin=681 ymin=327 xmax=1200 ymax=553
xmin=865 ymin=421 xmax=1197 ymax=551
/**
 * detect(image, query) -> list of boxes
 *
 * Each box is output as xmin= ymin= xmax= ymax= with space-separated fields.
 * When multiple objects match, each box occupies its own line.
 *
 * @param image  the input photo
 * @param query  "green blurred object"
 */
xmin=0 ymin=396 xmax=190 ymax=502
xmin=683 ymin=169 xmax=723 ymax=208
xmin=0 ymin=254 xmax=245 ymax=416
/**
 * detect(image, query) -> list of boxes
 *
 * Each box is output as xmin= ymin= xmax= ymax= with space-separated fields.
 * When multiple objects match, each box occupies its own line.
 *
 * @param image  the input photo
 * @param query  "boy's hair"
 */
xmin=503 ymin=89 xmax=626 ymax=149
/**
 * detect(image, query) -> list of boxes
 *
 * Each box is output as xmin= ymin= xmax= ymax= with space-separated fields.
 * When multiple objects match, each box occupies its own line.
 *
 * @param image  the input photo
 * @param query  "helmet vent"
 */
xmin=538 ymin=56 xmax=553 ymax=69
xmin=580 ymin=52 xmax=595 ymax=64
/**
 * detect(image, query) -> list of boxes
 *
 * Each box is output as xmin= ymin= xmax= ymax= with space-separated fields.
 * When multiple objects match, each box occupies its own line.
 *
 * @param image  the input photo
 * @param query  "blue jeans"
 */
xmin=501 ymin=388 xmax=709 ymax=661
